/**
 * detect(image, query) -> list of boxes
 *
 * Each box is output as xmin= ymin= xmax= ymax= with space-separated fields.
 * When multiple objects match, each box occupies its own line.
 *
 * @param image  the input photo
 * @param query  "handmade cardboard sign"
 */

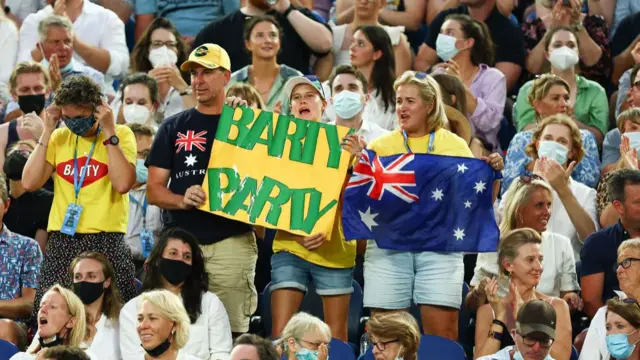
xmin=200 ymin=105 xmax=353 ymax=236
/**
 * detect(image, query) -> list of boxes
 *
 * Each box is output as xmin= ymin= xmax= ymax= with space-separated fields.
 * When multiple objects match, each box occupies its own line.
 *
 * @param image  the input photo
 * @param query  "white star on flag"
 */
xmin=454 ymin=228 xmax=465 ymax=241
xmin=457 ymin=163 xmax=468 ymax=173
xmin=359 ymin=207 xmax=379 ymax=231
xmin=184 ymin=154 xmax=198 ymax=167
xmin=474 ymin=181 xmax=487 ymax=194
xmin=431 ymin=188 xmax=444 ymax=201
xmin=464 ymin=200 xmax=472 ymax=208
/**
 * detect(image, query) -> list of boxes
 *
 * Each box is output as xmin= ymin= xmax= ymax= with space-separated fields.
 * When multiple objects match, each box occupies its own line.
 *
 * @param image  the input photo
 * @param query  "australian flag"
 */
xmin=342 ymin=150 xmax=501 ymax=252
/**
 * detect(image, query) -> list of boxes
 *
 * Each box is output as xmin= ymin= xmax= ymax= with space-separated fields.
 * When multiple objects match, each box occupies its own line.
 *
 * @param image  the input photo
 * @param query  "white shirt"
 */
xmin=329 ymin=118 xmax=389 ymax=144
xmin=17 ymin=1 xmax=129 ymax=85
xmin=476 ymin=346 xmax=556 ymax=360
xmin=0 ymin=18 xmax=18 ymax=85
xmin=330 ymin=24 xmax=404 ymax=67
xmin=496 ymin=179 xmax=598 ymax=260
xmin=29 ymin=316 xmax=120 ymax=360
xmin=579 ymin=305 xmax=609 ymax=360
xmin=4 ymin=0 xmax=42 ymax=21
xmin=471 ymin=232 xmax=579 ymax=297
xmin=120 ymin=291 xmax=232 ymax=360
xmin=321 ymin=82 xmax=397 ymax=131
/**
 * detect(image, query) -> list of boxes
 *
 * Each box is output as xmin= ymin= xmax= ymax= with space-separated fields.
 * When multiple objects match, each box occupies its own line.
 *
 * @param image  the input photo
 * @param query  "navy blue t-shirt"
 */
xmin=146 ymin=107 xmax=252 ymax=245
xmin=580 ymin=221 xmax=630 ymax=302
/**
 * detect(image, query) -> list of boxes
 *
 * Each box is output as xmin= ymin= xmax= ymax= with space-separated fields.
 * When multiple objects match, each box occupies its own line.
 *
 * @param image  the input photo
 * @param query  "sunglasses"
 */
xmin=519 ymin=174 xmax=544 ymax=184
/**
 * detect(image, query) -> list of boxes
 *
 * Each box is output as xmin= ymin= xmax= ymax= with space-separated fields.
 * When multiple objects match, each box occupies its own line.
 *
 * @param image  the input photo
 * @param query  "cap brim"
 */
xmin=283 ymin=77 xmax=325 ymax=100
xmin=517 ymin=323 xmax=556 ymax=339
xmin=444 ymin=104 xmax=471 ymax=145
xmin=180 ymin=60 xmax=224 ymax=72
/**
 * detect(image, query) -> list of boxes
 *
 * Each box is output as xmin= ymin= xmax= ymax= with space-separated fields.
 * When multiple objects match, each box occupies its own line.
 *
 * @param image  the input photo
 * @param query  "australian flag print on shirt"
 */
xmin=342 ymin=149 xmax=501 ymax=252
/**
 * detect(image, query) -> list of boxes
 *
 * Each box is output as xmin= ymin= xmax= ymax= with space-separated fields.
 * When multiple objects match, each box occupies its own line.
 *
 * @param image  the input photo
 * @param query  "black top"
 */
xmin=580 ymin=221 xmax=630 ymax=302
xmin=146 ymin=108 xmax=253 ymax=245
xmin=424 ymin=5 xmax=526 ymax=67
xmin=611 ymin=11 xmax=640 ymax=58
xmin=7 ymin=120 xmax=18 ymax=149
xmin=4 ymin=188 xmax=53 ymax=239
xmin=193 ymin=7 xmax=331 ymax=74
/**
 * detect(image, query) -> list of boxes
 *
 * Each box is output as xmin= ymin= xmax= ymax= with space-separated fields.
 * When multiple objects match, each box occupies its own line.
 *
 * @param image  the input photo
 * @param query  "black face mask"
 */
xmin=143 ymin=331 xmax=173 ymax=358
xmin=72 ymin=280 xmax=105 ymax=305
xmin=3 ymin=151 xmax=28 ymax=181
xmin=18 ymin=94 xmax=46 ymax=115
xmin=159 ymin=258 xmax=192 ymax=285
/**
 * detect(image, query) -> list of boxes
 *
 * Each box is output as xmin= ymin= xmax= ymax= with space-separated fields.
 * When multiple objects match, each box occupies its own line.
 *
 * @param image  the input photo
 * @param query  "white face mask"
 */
xmin=148 ymin=46 xmax=178 ymax=68
xmin=548 ymin=46 xmax=579 ymax=71
xmin=123 ymin=104 xmax=151 ymax=125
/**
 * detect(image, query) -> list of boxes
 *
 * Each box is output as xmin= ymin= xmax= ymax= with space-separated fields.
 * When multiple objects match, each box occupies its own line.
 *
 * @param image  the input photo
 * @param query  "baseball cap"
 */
xmin=180 ymin=44 xmax=231 ymax=72
xmin=283 ymin=75 xmax=326 ymax=100
xmin=516 ymin=300 xmax=557 ymax=339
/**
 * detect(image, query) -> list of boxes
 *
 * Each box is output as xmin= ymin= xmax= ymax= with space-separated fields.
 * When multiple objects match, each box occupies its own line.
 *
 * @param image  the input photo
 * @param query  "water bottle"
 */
xmin=360 ymin=328 xmax=370 ymax=355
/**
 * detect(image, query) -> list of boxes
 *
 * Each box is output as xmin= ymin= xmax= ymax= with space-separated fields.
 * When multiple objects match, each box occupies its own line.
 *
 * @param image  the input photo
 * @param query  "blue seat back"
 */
xmin=358 ymin=334 xmax=466 ymax=359
xmin=0 ymin=339 xmax=19 ymax=360
xmin=571 ymin=345 xmax=579 ymax=360
xmin=260 ymin=279 xmax=363 ymax=343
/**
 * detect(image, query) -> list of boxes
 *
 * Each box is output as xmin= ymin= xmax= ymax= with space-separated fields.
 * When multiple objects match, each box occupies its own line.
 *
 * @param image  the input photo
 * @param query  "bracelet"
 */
xmin=283 ymin=4 xmax=295 ymax=17
xmin=37 ymin=141 xmax=48 ymax=148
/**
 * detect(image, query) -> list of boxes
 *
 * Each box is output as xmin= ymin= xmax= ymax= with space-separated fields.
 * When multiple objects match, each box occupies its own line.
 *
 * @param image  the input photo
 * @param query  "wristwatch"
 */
xmin=283 ymin=4 xmax=295 ymax=17
xmin=103 ymin=135 xmax=120 ymax=146
xmin=179 ymin=87 xmax=193 ymax=96
xmin=488 ymin=329 xmax=504 ymax=341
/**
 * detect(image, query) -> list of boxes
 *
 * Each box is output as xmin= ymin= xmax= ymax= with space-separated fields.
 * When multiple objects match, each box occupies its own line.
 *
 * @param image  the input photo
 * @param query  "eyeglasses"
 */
xmin=298 ymin=339 xmax=329 ymax=351
xmin=614 ymin=257 xmax=640 ymax=272
xmin=519 ymin=174 xmax=544 ymax=184
xmin=150 ymin=40 xmax=178 ymax=49
xmin=520 ymin=334 xmax=554 ymax=348
xmin=370 ymin=339 xmax=399 ymax=351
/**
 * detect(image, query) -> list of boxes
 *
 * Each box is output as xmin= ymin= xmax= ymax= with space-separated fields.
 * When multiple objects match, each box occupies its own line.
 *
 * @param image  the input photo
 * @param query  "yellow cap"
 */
xmin=180 ymin=44 xmax=231 ymax=72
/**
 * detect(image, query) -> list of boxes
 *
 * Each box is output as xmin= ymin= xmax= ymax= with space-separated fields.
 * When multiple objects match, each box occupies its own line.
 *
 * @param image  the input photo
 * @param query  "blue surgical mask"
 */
xmin=136 ymin=159 xmax=148 ymax=183
xmin=295 ymin=348 xmax=320 ymax=360
xmin=65 ymin=114 xmax=97 ymax=136
xmin=333 ymin=90 xmax=363 ymax=120
xmin=41 ymin=54 xmax=74 ymax=75
xmin=436 ymin=34 xmax=459 ymax=62
xmin=607 ymin=332 xmax=639 ymax=359
xmin=625 ymin=132 xmax=640 ymax=151
xmin=537 ymin=140 xmax=569 ymax=165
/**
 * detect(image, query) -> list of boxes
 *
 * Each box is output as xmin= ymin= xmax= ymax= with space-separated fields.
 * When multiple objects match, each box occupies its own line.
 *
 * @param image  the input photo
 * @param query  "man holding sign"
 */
xmin=145 ymin=43 xmax=257 ymax=335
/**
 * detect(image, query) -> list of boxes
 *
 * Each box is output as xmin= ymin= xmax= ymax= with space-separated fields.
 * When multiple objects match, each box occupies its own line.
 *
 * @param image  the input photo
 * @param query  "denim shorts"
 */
xmin=270 ymin=251 xmax=354 ymax=296
xmin=363 ymin=241 xmax=464 ymax=309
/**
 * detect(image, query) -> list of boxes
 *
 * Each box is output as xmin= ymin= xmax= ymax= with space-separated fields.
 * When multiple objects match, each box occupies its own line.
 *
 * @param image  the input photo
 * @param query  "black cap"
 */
xmin=516 ymin=300 xmax=557 ymax=339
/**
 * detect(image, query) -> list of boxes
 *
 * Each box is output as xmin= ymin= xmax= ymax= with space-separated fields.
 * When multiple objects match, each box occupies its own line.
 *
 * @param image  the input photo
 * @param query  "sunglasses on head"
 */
xmin=519 ymin=174 xmax=544 ymax=184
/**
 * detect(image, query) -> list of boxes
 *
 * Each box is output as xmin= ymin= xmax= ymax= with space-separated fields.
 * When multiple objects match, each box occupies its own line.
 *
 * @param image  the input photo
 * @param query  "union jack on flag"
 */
xmin=175 ymin=130 xmax=208 ymax=153
xmin=342 ymin=149 xmax=501 ymax=252
xmin=347 ymin=151 xmax=418 ymax=203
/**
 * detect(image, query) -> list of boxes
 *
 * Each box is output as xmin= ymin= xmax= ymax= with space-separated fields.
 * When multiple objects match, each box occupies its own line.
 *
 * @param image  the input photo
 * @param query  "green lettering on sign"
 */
xmin=290 ymin=188 xmax=337 ymax=233
xmin=223 ymin=176 xmax=258 ymax=216
xmin=215 ymin=106 xmax=255 ymax=145
xmin=250 ymin=177 xmax=291 ymax=226
xmin=207 ymin=168 xmax=241 ymax=211
xmin=239 ymin=110 xmax=274 ymax=150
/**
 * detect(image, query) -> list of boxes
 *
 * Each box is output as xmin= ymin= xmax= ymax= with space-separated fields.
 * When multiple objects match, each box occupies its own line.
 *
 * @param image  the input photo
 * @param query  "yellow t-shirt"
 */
xmin=369 ymin=128 xmax=474 ymax=157
xmin=46 ymin=125 xmax=137 ymax=233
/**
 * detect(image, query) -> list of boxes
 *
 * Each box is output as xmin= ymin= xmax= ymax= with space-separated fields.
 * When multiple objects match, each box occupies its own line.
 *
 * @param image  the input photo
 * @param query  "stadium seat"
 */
xmin=134 ymin=278 xmax=143 ymax=295
xmin=0 ymin=339 xmax=18 ymax=360
xmin=358 ymin=334 xmax=467 ymax=359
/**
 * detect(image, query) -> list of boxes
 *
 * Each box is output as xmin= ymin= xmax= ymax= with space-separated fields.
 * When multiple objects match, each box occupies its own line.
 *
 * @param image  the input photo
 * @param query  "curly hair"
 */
xmin=524 ymin=114 xmax=585 ymax=165
xmin=527 ymin=74 xmax=570 ymax=120
xmin=53 ymin=75 xmax=102 ymax=111
xmin=141 ymin=227 xmax=209 ymax=324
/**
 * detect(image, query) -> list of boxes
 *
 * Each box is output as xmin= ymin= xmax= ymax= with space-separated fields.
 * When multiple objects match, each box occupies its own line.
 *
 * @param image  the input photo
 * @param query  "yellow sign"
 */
xmin=200 ymin=105 xmax=353 ymax=236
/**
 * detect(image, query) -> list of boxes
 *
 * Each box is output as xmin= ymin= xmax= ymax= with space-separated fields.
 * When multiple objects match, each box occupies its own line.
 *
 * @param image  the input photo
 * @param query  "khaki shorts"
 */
xmin=200 ymin=232 xmax=258 ymax=333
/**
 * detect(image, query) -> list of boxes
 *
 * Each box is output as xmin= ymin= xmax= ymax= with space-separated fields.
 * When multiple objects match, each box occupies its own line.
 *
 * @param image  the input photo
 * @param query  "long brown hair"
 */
xmin=69 ymin=252 xmax=123 ymax=323
xmin=445 ymin=14 xmax=495 ymax=67
xmin=130 ymin=18 xmax=189 ymax=81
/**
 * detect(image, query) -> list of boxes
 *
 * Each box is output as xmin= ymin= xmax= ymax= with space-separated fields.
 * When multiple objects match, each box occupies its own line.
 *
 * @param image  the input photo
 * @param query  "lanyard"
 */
xmin=73 ymin=128 xmax=101 ymax=201
xmin=402 ymin=130 xmax=435 ymax=154
xmin=129 ymin=194 xmax=149 ymax=229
